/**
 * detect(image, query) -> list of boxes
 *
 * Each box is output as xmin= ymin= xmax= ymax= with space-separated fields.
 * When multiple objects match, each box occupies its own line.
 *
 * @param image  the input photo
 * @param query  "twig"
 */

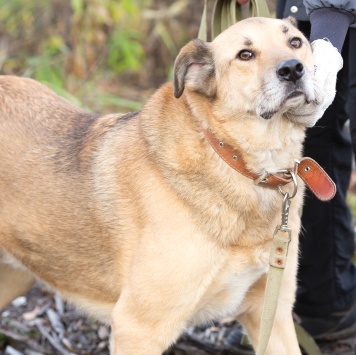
xmin=46 ymin=308 xmax=65 ymax=338
xmin=0 ymin=327 xmax=49 ymax=353
xmin=166 ymin=333 xmax=238 ymax=355
xmin=35 ymin=320 xmax=76 ymax=355
xmin=0 ymin=328 xmax=28 ymax=342
xmin=4 ymin=345 xmax=23 ymax=355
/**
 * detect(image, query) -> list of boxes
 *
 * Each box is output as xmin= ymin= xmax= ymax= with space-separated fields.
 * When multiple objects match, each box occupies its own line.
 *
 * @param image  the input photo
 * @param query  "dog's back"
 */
xmin=0 ymin=76 xmax=136 ymax=318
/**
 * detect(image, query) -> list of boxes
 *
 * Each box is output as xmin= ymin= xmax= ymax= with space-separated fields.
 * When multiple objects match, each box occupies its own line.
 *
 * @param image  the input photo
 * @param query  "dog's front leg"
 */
xmin=238 ymin=280 xmax=300 ymax=354
xmin=237 ymin=234 xmax=301 ymax=354
xmin=109 ymin=287 xmax=189 ymax=355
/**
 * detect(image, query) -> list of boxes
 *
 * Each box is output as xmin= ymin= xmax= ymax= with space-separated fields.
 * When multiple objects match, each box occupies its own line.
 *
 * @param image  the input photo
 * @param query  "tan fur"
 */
xmin=0 ymin=18 xmax=316 ymax=354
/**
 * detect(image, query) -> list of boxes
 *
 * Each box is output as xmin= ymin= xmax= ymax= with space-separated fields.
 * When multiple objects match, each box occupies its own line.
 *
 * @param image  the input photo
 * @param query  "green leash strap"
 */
xmin=256 ymin=228 xmax=291 ymax=355
xmin=198 ymin=0 xmax=209 ymax=41
xmin=198 ymin=0 xmax=271 ymax=41
xmin=294 ymin=323 xmax=321 ymax=355
xmin=256 ymin=227 xmax=321 ymax=355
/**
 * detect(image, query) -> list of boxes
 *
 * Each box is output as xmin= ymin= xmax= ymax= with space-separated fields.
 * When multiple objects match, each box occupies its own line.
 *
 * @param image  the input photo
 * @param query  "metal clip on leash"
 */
xmin=281 ymin=192 xmax=291 ymax=230
xmin=256 ymin=170 xmax=298 ymax=355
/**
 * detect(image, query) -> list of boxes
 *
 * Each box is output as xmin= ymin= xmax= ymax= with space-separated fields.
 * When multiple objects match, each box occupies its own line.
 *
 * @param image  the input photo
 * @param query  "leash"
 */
xmin=204 ymin=129 xmax=334 ymax=354
xmin=198 ymin=0 xmax=271 ymax=41
xmin=256 ymin=173 xmax=321 ymax=355
xmin=257 ymin=183 xmax=295 ymax=355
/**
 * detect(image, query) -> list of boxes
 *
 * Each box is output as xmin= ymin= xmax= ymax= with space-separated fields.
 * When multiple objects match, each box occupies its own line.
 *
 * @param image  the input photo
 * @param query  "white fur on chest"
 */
xmin=190 ymin=262 xmax=268 ymax=325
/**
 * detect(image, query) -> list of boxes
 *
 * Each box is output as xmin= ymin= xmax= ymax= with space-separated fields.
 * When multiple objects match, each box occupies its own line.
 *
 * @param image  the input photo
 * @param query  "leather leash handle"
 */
xmin=198 ymin=0 xmax=272 ymax=41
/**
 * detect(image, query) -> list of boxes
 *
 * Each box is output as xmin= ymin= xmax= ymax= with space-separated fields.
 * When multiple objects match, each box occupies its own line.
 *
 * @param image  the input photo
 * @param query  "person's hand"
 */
xmin=287 ymin=39 xmax=343 ymax=127
xmin=311 ymin=39 xmax=343 ymax=111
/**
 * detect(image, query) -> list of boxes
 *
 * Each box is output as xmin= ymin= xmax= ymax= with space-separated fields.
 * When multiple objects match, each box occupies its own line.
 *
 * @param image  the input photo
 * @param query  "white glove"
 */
xmin=312 ymin=39 xmax=343 ymax=112
xmin=288 ymin=39 xmax=343 ymax=127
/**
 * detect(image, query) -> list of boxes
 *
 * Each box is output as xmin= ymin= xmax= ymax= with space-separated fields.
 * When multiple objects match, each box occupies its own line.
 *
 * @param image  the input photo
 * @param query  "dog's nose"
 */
xmin=276 ymin=59 xmax=304 ymax=83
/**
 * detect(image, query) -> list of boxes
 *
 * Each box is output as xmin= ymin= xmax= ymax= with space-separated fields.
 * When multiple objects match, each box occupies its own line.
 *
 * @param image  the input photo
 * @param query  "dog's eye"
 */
xmin=290 ymin=37 xmax=302 ymax=49
xmin=237 ymin=50 xmax=254 ymax=61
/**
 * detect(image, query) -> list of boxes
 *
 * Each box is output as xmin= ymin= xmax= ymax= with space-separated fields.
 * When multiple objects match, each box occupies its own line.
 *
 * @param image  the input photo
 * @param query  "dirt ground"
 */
xmin=0 ymin=283 xmax=355 ymax=355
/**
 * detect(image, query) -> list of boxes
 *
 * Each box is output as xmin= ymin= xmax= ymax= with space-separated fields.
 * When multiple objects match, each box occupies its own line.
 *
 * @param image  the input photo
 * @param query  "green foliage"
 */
xmin=0 ymin=0 xmax=194 ymax=111
xmin=108 ymin=29 xmax=144 ymax=73
xmin=0 ymin=0 xmax=147 ymax=100
xmin=346 ymin=192 xmax=356 ymax=263
xmin=0 ymin=332 xmax=7 ymax=348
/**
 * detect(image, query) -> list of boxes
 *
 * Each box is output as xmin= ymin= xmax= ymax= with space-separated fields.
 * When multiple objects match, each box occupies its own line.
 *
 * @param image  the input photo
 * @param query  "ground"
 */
xmin=0 ymin=274 xmax=355 ymax=354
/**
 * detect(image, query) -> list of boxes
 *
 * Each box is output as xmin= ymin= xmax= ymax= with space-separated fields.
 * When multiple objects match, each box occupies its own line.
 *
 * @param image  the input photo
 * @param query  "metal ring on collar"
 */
xmin=278 ymin=170 xmax=298 ymax=199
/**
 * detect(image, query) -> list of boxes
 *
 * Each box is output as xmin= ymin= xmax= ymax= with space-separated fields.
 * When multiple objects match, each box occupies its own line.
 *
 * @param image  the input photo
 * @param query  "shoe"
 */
xmin=224 ymin=324 xmax=255 ymax=354
xmin=295 ymin=300 xmax=356 ymax=341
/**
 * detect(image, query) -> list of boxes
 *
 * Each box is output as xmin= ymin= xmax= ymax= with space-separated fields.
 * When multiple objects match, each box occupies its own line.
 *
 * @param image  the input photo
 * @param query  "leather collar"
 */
xmin=204 ymin=129 xmax=336 ymax=201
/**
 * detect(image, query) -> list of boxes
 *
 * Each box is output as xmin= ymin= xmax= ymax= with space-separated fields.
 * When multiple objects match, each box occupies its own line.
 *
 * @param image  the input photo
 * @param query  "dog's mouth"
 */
xmin=260 ymin=111 xmax=275 ymax=120
xmin=260 ymin=91 xmax=305 ymax=120
xmin=285 ymin=91 xmax=304 ymax=100
xmin=257 ymin=74 xmax=315 ymax=121
xmin=281 ymin=90 xmax=308 ymax=107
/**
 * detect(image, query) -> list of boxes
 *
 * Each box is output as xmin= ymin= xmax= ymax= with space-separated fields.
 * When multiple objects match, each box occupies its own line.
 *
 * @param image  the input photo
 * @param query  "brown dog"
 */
xmin=0 ymin=17 xmax=318 ymax=354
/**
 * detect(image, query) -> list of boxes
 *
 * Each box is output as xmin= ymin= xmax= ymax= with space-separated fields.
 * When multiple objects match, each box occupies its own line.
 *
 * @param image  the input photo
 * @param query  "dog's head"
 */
xmin=174 ymin=17 xmax=316 ymax=127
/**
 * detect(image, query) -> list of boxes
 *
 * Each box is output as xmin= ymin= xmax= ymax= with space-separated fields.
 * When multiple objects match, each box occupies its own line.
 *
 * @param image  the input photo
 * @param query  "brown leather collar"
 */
xmin=204 ymin=129 xmax=336 ymax=201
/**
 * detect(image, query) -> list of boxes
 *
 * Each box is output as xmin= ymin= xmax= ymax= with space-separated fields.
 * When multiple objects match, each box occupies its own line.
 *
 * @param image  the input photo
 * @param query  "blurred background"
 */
xmin=0 ymin=0 xmax=206 ymax=113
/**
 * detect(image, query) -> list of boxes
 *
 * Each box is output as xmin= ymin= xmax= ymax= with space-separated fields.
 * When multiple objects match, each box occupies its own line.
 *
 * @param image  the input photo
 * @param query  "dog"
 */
xmin=0 ymin=17 xmax=320 ymax=354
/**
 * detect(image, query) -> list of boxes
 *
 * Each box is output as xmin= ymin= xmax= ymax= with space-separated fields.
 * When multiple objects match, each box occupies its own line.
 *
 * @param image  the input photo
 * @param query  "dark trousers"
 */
xmin=294 ymin=23 xmax=356 ymax=317
xmin=349 ymin=27 xmax=356 ymax=160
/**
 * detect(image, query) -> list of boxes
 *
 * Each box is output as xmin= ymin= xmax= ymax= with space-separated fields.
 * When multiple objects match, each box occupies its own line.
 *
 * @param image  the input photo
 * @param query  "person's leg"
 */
xmin=349 ymin=27 xmax=356 ymax=160
xmin=295 ymin=28 xmax=356 ymax=337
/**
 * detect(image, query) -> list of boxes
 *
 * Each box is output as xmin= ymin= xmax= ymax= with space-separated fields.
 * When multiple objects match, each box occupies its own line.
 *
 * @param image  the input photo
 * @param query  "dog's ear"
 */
xmin=173 ymin=39 xmax=216 ymax=98
xmin=284 ymin=16 xmax=298 ymax=28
